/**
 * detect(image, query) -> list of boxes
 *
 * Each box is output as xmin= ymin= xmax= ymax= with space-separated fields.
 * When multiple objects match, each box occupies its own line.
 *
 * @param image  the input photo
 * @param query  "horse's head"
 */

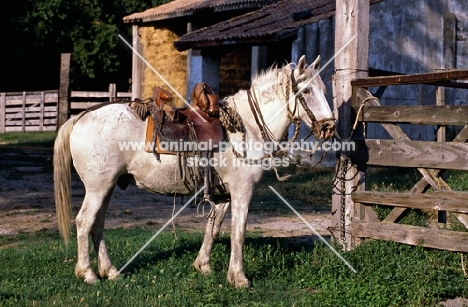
xmin=290 ymin=55 xmax=335 ymax=140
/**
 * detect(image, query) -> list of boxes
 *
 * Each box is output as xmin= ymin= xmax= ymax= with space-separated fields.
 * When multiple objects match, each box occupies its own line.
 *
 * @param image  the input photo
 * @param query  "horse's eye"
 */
xmin=302 ymin=89 xmax=310 ymax=95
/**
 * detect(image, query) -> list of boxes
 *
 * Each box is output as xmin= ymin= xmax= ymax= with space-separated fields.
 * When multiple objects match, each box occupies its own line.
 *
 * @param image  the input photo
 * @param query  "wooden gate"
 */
xmin=0 ymin=90 xmax=58 ymax=132
xmin=332 ymin=69 xmax=468 ymax=252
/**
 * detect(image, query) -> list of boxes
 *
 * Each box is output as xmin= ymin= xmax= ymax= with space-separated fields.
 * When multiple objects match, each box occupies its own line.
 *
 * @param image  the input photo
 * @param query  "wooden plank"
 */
xmin=5 ymin=106 xmax=57 ymax=114
xmin=365 ymin=139 xmax=468 ymax=170
xmin=454 ymin=125 xmax=468 ymax=142
xmin=70 ymin=102 xmax=102 ymax=109
xmin=5 ymin=118 xmax=57 ymax=126
xmin=70 ymin=91 xmax=113 ymax=98
xmin=6 ymin=111 xmax=58 ymax=120
xmin=5 ymin=126 xmax=56 ymax=132
xmin=356 ymin=105 xmax=468 ymax=126
xmin=117 ymin=92 xmax=132 ymax=98
xmin=351 ymin=69 xmax=468 ymax=87
xmin=365 ymin=205 xmax=380 ymax=223
xmin=352 ymin=190 xmax=468 ymax=214
xmin=351 ymin=221 xmax=468 ymax=252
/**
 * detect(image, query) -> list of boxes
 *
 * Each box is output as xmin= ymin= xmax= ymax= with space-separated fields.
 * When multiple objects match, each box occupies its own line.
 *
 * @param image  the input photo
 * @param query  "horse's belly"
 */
xmin=129 ymin=153 xmax=194 ymax=195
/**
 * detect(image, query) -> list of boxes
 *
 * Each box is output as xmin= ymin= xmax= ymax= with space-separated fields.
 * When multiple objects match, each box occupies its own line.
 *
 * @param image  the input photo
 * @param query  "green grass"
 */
xmin=0 ymin=131 xmax=57 ymax=147
xmin=251 ymin=166 xmax=334 ymax=214
xmin=1 ymin=229 xmax=468 ymax=306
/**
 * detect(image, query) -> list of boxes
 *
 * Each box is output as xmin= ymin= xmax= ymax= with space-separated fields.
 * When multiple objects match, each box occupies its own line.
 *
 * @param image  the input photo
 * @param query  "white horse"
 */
xmin=54 ymin=55 xmax=334 ymax=288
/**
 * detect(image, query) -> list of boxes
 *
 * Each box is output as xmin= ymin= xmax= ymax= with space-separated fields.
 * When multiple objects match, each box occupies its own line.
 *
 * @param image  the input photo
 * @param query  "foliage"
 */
xmin=1 ymin=229 xmax=468 ymax=306
xmin=0 ymin=0 xmax=168 ymax=91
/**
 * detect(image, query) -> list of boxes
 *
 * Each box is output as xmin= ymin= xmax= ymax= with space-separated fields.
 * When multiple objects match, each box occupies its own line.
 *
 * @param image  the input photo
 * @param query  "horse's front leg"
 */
xmin=193 ymin=202 xmax=230 ymax=274
xmin=227 ymin=189 xmax=252 ymax=288
xmin=91 ymin=191 xmax=119 ymax=281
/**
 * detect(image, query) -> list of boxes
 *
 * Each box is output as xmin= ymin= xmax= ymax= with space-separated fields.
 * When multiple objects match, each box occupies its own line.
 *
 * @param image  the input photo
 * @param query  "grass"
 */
xmin=1 ymin=229 xmax=468 ymax=306
xmin=3 ymin=133 xmax=468 ymax=305
xmin=0 ymin=131 xmax=57 ymax=147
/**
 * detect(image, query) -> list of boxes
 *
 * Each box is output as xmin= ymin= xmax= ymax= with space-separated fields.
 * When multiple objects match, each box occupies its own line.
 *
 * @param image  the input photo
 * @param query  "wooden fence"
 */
xmin=69 ymin=83 xmax=132 ymax=116
xmin=332 ymin=69 xmax=468 ymax=252
xmin=0 ymin=84 xmax=132 ymax=133
xmin=0 ymin=90 xmax=59 ymax=132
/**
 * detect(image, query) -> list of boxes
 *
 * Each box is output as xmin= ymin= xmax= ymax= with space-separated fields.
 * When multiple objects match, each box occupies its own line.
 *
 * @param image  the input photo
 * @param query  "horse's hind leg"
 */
xmin=193 ymin=202 xmax=230 ymax=274
xmin=75 ymin=186 xmax=114 ymax=283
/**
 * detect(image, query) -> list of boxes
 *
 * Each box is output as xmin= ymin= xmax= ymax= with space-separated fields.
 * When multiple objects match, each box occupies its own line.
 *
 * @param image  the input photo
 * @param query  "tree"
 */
xmin=0 ymin=0 xmax=168 ymax=91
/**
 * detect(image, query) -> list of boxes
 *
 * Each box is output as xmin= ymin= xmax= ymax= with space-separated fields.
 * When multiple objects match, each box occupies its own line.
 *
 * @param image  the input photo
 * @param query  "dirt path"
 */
xmin=0 ymin=146 xmax=331 ymax=239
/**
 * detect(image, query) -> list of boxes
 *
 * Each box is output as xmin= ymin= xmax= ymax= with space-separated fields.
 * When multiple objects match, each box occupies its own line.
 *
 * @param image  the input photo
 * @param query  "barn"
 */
xmin=124 ymin=0 xmax=468 ymax=248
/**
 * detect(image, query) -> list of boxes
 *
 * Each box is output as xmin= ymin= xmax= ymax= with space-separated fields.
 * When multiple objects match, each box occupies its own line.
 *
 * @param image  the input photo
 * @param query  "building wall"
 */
xmin=139 ymin=26 xmax=187 ymax=107
xmin=301 ymin=0 xmax=468 ymax=142
xmin=220 ymin=48 xmax=251 ymax=97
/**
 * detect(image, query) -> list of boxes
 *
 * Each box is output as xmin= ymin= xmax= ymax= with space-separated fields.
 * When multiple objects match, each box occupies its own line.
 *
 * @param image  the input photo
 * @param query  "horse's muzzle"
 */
xmin=319 ymin=119 xmax=335 ymax=140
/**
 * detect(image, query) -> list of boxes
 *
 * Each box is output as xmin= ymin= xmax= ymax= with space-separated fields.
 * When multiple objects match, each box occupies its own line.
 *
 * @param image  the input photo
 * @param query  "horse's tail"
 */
xmin=53 ymin=118 xmax=76 ymax=245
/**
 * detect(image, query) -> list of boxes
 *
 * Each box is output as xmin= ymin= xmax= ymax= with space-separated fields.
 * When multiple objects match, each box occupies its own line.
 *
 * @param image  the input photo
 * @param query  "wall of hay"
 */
xmin=139 ymin=26 xmax=187 ymax=107
xmin=220 ymin=48 xmax=251 ymax=98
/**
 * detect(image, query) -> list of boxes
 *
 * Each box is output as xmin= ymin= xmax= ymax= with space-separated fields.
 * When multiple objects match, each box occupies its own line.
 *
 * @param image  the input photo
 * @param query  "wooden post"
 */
xmin=131 ymin=25 xmax=142 ymax=100
xmin=58 ymin=53 xmax=71 ymax=129
xmin=39 ymin=92 xmax=45 ymax=131
xmin=437 ymin=13 xmax=456 ymax=225
xmin=331 ymin=0 xmax=369 ymax=250
xmin=109 ymin=83 xmax=117 ymax=101
xmin=0 ymin=93 xmax=5 ymax=133
xmin=22 ymin=91 xmax=26 ymax=132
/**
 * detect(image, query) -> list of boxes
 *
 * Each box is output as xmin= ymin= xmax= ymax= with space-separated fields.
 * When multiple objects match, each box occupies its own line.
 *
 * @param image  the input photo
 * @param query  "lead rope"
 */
xmin=340 ymin=156 xmax=348 ymax=246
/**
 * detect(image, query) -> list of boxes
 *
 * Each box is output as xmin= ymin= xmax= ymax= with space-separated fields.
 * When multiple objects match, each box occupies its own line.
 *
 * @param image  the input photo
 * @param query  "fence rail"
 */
xmin=70 ymin=86 xmax=132 ymax=114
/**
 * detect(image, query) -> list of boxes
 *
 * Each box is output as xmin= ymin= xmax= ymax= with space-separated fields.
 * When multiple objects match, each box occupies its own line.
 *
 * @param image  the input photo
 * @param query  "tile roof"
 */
xmin=173 ymin=0 xmax=384 ymax=51
xmin=173 ymin=0 xmax=336 ymax=51
xmin=123 ymin=0 xmax=278 ymax=23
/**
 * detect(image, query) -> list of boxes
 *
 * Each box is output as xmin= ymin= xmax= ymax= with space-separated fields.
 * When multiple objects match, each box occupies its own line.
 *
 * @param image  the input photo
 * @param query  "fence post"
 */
xmin=22 ymin=91 xmax=26 ymax=132
xmin=58 ymin=53 xmax=71 ymax=129
xmin=39 ymin=92 xmax=45 ymax=131
xmin=0 ymin=93 xmax=5 ymax=133
xmin=331 ymin=0 xmax=369 ymax=250
xmin=109 ymin=83 xmax=117 ymax=101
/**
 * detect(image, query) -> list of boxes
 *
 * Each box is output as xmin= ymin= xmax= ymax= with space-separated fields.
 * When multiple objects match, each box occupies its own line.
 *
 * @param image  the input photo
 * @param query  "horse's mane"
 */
xmin=250 ymin=61 xmax=326 ymax=102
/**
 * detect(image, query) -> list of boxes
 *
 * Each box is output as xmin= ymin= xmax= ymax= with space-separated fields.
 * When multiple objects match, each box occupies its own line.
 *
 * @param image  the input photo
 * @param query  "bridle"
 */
xmin=289 ymin=68 xmax=335 ymax=141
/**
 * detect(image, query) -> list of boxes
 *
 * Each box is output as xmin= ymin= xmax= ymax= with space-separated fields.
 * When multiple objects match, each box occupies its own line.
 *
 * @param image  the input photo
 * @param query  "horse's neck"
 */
xmin=230 ymin=86 xmax=290 ymax=142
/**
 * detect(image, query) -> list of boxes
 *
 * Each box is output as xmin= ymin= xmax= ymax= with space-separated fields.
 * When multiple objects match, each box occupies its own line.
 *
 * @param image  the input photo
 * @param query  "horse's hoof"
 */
xmin=192 ymin=261 xmax=212 ymax=274
xmin=83 ymin=271 xmax=99 ymax=284
xmin=76 ymin=266 xmax=99 ymax=284
xmin=107 ymin=267 xmax=120 ymax=280
xmin=227 ymin=272 xmax=250 ymax=288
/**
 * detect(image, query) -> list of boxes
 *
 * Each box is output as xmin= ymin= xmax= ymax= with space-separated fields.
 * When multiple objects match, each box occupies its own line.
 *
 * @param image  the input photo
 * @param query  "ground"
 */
xmin=0 ymin=145 xmax=331 ymax=239
xmin=2 ymin=145 xmax=467 ymax=307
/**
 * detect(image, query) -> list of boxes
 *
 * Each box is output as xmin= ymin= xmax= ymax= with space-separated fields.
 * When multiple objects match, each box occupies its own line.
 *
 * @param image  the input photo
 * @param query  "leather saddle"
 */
xmin=144 ymin=83 xmax=223 ymax=155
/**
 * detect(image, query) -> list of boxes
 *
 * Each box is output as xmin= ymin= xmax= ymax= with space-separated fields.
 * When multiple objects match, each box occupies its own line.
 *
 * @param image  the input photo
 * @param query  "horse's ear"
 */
xmin=311 ymin=55 xmax=321 ymax=70
xmin=297 ymin=55 xmax=307 ymax=72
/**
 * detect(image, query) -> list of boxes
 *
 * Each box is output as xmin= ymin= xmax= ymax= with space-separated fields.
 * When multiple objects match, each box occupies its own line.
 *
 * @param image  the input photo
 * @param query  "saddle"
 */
xmin=140 ymin=83 xmax=223 ymax=156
